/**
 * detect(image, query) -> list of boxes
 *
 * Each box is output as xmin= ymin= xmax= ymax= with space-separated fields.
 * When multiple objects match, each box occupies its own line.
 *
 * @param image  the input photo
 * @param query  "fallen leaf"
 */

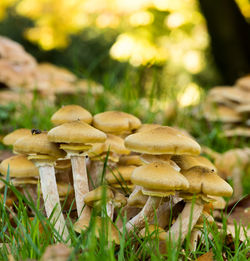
xmin=228 ymin=207 xmax=250 ymax=226
xmin=197 ymin=249 xmax=214 ymax=261
xmin=40 ymin=243 xmax=71 ymax=261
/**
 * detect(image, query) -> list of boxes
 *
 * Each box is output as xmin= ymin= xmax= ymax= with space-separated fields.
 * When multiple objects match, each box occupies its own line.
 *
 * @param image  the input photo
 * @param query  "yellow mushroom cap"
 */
xmin=105 ymin=165 xmax=136 ymax=184
xmin=125 ymin=126 xmax=201 ymax=155
xmin=131 ymin=162 xmax=189 ymax=193
xmin=236 ymin=75 xmax=250 ymax=91
xmin=118 ymin=155 xmax=144 ymax=166
xmin=3 ymin=129 xmax=32 ymax=146
xmin=51 ymin=105 xmax=92 ymax=126
xmin=48 ymin=121 xmax=107 ymax=144
xmin=14 ymin=132 xmax=65 ymax=159
xmin=84 ymin=186 xmax=114 ymax=206
xmin=0 ymin=155 xmax=39 ymax=177
xmin=215 ymin=148 xmax=249 ymax=178
xmin=136 ymin=123 xmax=161 ymax=133
xmin=74 ymin=216 xmax=120 ymax=245
xmin=88 ymin=134 xmax=130 ymax=157
xmin=182 ymin=166 xmax=233 ymax=197
xmin=93 ymin=111 xmax=141 ymax=133
xmin=172 ymin=155 xmax=216 ymax=172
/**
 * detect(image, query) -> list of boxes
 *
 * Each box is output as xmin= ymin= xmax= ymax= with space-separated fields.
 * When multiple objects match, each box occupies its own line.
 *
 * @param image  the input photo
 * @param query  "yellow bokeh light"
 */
xmin=166 ymin=13 xmax=185 ymax=28
xmin=110 ymin=33 xmax=167 ymax=66
xmin=183 ymin=50 xmax=204 ymax=74
xmin=129 ymin=11 xmax=154 ymax=26
xmin=96 ymin=13 xmax=119 ymax=28
xmin=178 ymin=82 xmax=201 ymax=107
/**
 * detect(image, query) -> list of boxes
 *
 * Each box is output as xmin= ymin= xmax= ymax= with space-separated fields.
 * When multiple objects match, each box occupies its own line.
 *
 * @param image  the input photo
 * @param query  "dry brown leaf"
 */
xmin=40 ymin=243 xmax=71 ymax=261
xmin=197 ymin=249 xmax=214 ymax=261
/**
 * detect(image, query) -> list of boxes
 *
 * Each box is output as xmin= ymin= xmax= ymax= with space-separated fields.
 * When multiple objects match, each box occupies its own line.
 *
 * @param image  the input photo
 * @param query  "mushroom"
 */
xmin=125 ymin=162 xmax=189 ymax=232
xmin=93 ymin=111 xmax=141 ymax=137
xmin=171 ymin=155 xmax=217 ymax=172
xmin=13 ymin=132 xmax=69 ymax=241
xmin=2 ymin=129 xmax=32 ymax=150
xmin=48 ymin=121 xmax=106 ymax=220
xmin=50 ymin=104 xmax=92 ymax=126
xmin=88 ymin=134 xmax=130 ymax=189
xmin=215 ymin=148 xmax=249 ymax=201
xmin=0 ymin=155 xmax=39 ymax=205
xmin=74 ymin=216 xmax=120 ymax=245
xmin=124 ymin=126 xmax=201 ymax=165
xmin=84 ymin=185 xmax=115 ymax=219
xmin=165 ymin=166 xmax=233 ymax=244
xmin=105 ymin=165 xmax=136 ymax=195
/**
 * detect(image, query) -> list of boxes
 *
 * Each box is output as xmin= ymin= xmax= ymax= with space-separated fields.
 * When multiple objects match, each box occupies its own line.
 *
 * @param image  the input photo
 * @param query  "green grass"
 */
xmin=0 ymin=177 xmax=249 ymax=260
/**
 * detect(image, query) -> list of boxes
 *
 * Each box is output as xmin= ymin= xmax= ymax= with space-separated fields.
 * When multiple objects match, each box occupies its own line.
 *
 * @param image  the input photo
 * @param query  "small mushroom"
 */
xmin=14 ymin=132 xmax=69 ymax=241
xmin=48 ymin=121 xmax=106 ymax=220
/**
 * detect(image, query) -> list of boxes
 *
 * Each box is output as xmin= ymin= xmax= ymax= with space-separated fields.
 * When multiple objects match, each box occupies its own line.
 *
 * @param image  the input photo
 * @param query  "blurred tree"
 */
xmin=199 ymin=0 xmax=250 ymax=84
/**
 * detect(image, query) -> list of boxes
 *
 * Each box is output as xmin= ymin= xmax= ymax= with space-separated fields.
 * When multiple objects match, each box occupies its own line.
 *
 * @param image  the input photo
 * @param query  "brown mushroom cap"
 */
xmin=105 ymin=165 xmax=136 ymax=185
xmin=3 ymin=129 xmax=32 ymax=146
xmin=0 ymin=155 xmax=39 ymax=177
xmin=93 ymin=111 xmax=141 ymax=134
xmin=118 ymin=155 xmax=144 ymax=166
xmin=88 ymin=134 xmax=130 ymax=157
xmin=215 ymin=149 xmax=249 ymax=178
xmin=131 ymin=162 xmax=189 ymax=197
xmin=125 ymin=126 xmax=201 ymax=155
xmin=48 ymin=121 xmax=106 ymax=145
xmin=223 ymin=127 xmax=250 ymax=138
xmin=14 ymin=132 xmax=65 ymax=159
xmin=236 ymin=75 xmax=250 ymax=91
xmin=204 ymin=103 xmax=242 ymax=123
xmin=74 ymin=216 xmax=120 ymax=245
xmin=136 ymin=123 xmax=161 ymax=133
xmin=171 ymin=155 xmax=216 ymax=172
xmin=181 ymin=166 xmax=233 ymax=197
xmin=209 ymin=86 xmax=250 ymax=104
xmin=84 ymin=186 xmax=114 ymax=206
xmin=51 ymin=105 xmax=92 ymax=126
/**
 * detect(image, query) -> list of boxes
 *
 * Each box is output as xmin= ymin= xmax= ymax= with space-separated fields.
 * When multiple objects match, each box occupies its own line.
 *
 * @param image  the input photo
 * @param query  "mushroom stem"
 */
xmin=71 ymin=155 xmax=91 ymax=220
xmin=125 ymin=196 xmax=161 ymax=232
xmin=165 ymin=202 xmax=203 ymax=244
xmin=89 ymin=160 xmax=103 ymax=190
xmin=106 ymin=201 xmax=114 ymax=220
xmin=189 ymin=228 xmax=201 ymax=251
xmin=39 ymin=165 xmax=69 ymax=241
xmin=231 ymin=167 xmax=243 ymax=202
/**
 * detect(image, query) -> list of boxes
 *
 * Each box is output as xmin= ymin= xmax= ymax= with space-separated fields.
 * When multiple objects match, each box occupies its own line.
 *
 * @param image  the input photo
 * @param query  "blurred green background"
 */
xmin=1 ymin=0 xmax=250 ymax=104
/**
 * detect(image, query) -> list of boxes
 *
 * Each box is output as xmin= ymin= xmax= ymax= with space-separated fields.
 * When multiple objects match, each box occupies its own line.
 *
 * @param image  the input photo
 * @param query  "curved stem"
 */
xmin=39 ymin=165 xmax=69 ymax=241
xmin=106 ymin=201 xmax=114 ymax=221
xmin=165 ymin=202 xmax=203 ymax=244
xmin=125 ymin=196 xmax=161 ymax=233
xmin=71 ymin=156 xmax=91 ymax=220
xmin=190 ymin=228 xmax=201 ymax=251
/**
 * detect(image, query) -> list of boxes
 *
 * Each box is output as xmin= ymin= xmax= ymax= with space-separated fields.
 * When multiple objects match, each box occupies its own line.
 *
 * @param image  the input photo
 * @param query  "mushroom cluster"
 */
xmin=203 ymin=75 xmax=250 ymax=138
xmin=0 ymin=104 xmax=234 ymax=249
xmin=0 ymin=36 xmax=102 ymax=107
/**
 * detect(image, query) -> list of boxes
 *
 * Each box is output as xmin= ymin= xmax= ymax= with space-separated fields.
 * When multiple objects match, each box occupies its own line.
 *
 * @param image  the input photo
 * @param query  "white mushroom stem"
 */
xmin=106 ymin=201 xmax=114 ymax=220
xmin=190 ymin=228 xmax=202 ymax=251
xmin=125 ymin=196 xmax=161 ymax=233
xmin=39 ymin=164 xmax=69 ymax=241
xmin=231 ymin=167 xmax=243 ymax=202
xmin=165 ymin=202 xmax=203 ymax=244
xmin=71 ymin=155 xmax=91 ymax=220
xmin=88 ymin=160 xmax=103 ymax=190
